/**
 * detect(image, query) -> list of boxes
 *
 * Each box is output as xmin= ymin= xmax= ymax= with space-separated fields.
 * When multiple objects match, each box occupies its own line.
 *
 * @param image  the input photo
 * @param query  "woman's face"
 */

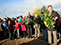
xmin=27 ymin=12 xmax=30 ymax=16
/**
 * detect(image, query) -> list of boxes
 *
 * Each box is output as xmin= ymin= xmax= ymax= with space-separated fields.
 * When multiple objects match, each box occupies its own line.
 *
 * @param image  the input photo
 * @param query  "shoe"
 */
xmin=30 ymin=37 xmax=33 ymax=38
xmin=48 ymin=43 xmax=51 ymax=45
xmin=41 ymin=38 xmax=44 ymax=40
xmin=17 ymin=37 xmax=19 ymax=39
xmin=45 ymin=39 xmax=48 ymax=41
xmin=38 ymin=37 xmax=40 ymax=39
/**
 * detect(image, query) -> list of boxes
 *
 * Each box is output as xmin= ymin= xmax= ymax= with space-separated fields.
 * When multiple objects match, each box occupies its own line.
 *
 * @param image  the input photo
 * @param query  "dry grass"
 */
xmin=0 ymin=34 xmax=61 ymax=45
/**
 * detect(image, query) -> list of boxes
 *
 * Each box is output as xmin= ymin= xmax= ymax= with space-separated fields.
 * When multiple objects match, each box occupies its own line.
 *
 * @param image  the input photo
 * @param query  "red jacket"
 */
xmin=13 ymin=22 xmax=20 ymax=30
xmin=19 ymin=22 xmax=26 ymax=31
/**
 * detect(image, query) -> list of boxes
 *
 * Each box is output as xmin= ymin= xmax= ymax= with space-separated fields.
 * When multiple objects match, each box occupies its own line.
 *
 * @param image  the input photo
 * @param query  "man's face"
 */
xmin=48 ymin=7 xmax=53 ymax=12
xmin=35 ymin=14 xmax=38 ymax=17
xmin=27 ymin=12 xmax=30 ymax=16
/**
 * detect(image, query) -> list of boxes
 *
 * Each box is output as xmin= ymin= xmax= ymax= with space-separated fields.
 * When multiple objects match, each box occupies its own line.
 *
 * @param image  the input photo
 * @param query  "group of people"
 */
xmin=0 ymin=5 xmax=61 ymax=45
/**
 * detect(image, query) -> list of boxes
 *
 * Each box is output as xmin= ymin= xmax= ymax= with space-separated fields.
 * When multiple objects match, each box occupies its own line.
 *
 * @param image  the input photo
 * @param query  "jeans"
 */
xmin=13 ymin=29 xmax=16 ymax=35
xmin=9 ymin=33 xmax=11 ymax=40
xmin=41 ymin=29 xmax=48 ymax=40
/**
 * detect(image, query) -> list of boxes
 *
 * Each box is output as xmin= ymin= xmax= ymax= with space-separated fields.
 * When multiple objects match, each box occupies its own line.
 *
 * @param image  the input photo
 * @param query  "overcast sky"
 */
xmin=0 ymin=0 xmax=61 ymax=18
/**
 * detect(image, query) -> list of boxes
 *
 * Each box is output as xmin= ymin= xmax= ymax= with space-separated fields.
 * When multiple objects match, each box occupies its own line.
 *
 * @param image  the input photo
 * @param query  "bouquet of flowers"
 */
xmin=41 ymin=12 xmax=56 ymax=29
xmin=21 ymin=18 xmax=32 ymax=25
xmin=33 ymin=17 xmax=41 ymax=24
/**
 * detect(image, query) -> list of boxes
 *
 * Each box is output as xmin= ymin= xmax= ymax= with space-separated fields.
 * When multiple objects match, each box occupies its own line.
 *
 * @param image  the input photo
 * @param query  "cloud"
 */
xmin=0 ymin=0 xmax=61 ymax=18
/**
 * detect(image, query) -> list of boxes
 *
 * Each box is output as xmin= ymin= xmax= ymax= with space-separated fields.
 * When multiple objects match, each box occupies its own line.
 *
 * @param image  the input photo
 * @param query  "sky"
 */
xmin=0 ymin=0 xmax=61 ymax=18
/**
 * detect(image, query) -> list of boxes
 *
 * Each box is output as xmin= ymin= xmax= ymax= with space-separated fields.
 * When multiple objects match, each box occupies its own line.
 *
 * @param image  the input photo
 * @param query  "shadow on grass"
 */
xmin=21 ymin=37 xmax=48 ymax=45
xmin=0 ymin=31 xmax=8 ymax=45
xmin=0 ymin=31 xmax=8 ymax=41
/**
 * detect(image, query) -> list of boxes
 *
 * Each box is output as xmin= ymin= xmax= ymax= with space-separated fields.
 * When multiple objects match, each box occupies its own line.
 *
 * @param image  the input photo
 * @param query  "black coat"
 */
xmin=8 ymin=21 xmax=13 ymax=34
xmin=48 ymin=10 xmax=60 ymax=18
xmin=41 ymin=20 xmax=47 ymax=29
xmin=48 ymin=10 xmax=60 ymax=31
xmin=27 ymin=15 xmax=34 ymax=20
xmin=8 ymin=24 xmax=12 ymax=33
xmin=12 ymin=20 xmax=15 ymax=25
xmin=27 ymin=15 xmax=34 ymax=25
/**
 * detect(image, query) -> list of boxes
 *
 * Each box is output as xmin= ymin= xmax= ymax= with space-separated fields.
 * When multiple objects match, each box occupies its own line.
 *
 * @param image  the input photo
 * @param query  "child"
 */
xmin=19 ymin=17 xmax=26 ymax=37
xmin=13 ymin=20 xmax=20 ymax=38
xmin=21 ymin=24 xmax=26 ymax=37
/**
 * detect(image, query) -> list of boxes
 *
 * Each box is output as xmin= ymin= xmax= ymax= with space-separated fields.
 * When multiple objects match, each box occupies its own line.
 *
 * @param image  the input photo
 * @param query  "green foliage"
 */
xmin=21 ymin=18 xmax=30 ymax=25
xmin=32 ymin=17 xmax=41 ymax=24
xmin=40 ymin=6 xmax=48 ymax=14
xmin=32 ymin=6 xmax=48 ymax=17
xmin=21 ymin=17 xmax=41 ymax=25
xmin=32 ymin=8 xmax=41 ymax=17
xmin=21 ymin=18 xmax=34 ymax=25
xmin=41 ymin=12 xmax=56 ymax=29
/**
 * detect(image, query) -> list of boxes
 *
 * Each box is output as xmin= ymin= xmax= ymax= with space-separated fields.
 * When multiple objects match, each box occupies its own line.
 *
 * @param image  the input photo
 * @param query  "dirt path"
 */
xmin=0 ymin=35 xmax=61 ymax=45
xmin=0 ymin=37 xmax=36 ymax=45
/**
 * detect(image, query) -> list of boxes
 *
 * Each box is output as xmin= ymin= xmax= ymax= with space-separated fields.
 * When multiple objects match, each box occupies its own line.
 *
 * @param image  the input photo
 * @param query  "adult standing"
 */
xmin=47 ymin=5 xmax=60 ymax=45
xmin=1 ymin=18 xmax=8 ymax=37
xmin=0 ymin=18 xmax=3 ymax=31
xmin=27 ymin=12 xmax=33 ymax=20
xmin=33 ymin=14 xmax=40 ymax=38
xmin=12 ymin=17 xmax=16 ymax=38
xmin=26 ymin=12 xmax=33 ymax=38
xmin=41 ymin=12 xmax=48 ymax=40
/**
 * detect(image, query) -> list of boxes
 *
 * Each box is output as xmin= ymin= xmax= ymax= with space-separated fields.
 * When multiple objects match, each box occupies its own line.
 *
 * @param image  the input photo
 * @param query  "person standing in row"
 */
xmin=7 ymin=20 xmax=12 ymax=40
xmin=47 ymin=5 xmax=60 ymax=45
xmin=41 ymin=12 xmax=48 ymax=41
xmin=26 ymin=12 xmax=33 ymax=38
xmin=13 ymin=20 xmax=20 ymax=39
xmin=21 ymin=17 xmax=26 ymax=37
xmin=1 ymin=18 xmax=8 ymax=37
xmin=33 ymin=14 xmax=40 ymax=38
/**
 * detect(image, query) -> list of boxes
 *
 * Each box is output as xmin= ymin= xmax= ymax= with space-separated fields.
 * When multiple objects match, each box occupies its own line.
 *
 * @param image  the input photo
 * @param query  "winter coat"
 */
xmin=19 ymin=22 xmax=26 ymax=31
xmin=13 ymin=22 xmax=20 ymax=30
xmin=21 ymin=24 xmax=26 ymax=31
